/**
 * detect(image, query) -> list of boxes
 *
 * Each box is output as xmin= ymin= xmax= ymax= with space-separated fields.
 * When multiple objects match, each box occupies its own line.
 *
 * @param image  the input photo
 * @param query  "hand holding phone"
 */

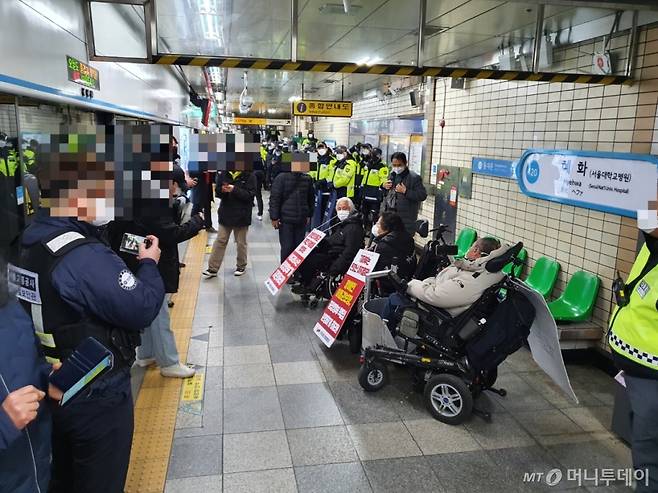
xmin=138 ymin=235 xmax=160 ymax=264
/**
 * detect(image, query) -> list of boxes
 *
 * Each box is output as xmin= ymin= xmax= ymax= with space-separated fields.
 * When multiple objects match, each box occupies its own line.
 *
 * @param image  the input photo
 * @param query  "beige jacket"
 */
xmin=406 ymin=245 xmax=508 ymax=316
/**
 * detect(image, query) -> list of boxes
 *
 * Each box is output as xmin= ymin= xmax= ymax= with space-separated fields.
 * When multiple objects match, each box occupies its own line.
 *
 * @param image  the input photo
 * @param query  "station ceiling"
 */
xmin=89 ymin=0 xmax=658 ymax=114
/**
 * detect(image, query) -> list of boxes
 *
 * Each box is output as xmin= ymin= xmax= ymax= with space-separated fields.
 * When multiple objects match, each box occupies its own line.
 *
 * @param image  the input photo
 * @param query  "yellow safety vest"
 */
xmin=0 ymin=151 xmax=18 ymax=177
xmin=360 ymin=161 xmax=389 ymax=188
xmin=332 ymin=158 xmax=359 ymax=198
xmin=609 ymin=244 xmax=658 ymax=371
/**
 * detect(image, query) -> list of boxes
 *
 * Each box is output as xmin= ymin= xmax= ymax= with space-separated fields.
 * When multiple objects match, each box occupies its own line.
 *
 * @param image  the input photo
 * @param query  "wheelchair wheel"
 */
xmin=424 ymin=374 xmax=473 ymax=425
xmin=358 ymin=362 xmax=388 ymax=392
xmin=348 ymin=325 xmax=362 ymax=354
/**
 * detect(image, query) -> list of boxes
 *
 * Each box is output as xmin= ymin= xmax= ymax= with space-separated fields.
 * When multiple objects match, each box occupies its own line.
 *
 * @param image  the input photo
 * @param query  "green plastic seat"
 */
xmin=501 ymin=248 xmax=526 ymax=277
xmin=524 ymin=257 xmax=560 ymax=298
xmin=454 ymin=228 xmax=477 ymax=258
xmin=548 ymin=271 xmax=600 ymax=322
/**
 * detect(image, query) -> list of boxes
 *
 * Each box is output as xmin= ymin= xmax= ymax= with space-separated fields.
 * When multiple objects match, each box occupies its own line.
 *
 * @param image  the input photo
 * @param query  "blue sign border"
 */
xmin=516 ymin=148 xmax=658 ymax=218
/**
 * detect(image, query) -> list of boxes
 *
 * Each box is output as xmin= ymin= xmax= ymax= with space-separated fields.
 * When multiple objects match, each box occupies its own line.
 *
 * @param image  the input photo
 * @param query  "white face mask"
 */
xmin=361 ymin=149 xmax=370 ymax=156
xmin=336 ymin=153 xmax=346 ymax=161
xmin=0 ymin=141 xmax=6 ymax=148
xmin=318 ymin=148 xmax=327 ymax=156
xmin=336 ymin=210 xmax=350 ymax=221
xmin=638 ymin=209 xmax=658 ymax=233
xmin=371 ymin=224 xmax=380 ymax=237
xmin=89 ymin=218 xmax=111 ymax=227
xmin=308 ymin=134 xmax=314 ymax=139
xmin=391 ymin=166 xmax=405 ymax=174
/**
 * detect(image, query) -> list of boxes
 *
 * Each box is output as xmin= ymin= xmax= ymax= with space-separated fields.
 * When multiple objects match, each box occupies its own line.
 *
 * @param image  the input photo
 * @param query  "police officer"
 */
xmin=359 ymin=146 xmax=389 ymax=229
xmin=608 ymin=222 xmax=658 ymax=493
xmin=331 ymin=145 xmax=359 ymax=200
xmin=16 ymin=207 xmax=165 ymax=493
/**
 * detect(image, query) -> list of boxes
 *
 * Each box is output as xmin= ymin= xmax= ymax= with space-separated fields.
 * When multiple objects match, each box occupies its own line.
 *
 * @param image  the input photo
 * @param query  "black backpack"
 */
xmin=464 ymin=289 xmax=535 ymax=372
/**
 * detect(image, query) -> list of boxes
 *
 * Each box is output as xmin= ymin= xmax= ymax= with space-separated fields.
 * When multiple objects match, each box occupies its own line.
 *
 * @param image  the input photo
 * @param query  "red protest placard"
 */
xmin=313 ymin=249 xmax=380 ymax=347
xmin=264 ymin=229 xmax=327 ymax=295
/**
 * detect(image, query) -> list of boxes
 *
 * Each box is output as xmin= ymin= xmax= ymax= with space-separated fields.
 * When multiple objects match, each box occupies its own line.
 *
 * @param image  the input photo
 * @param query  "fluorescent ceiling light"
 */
xmin=356 ymin=57 xmax=381 ymax=66
xmin=288 ymin=96 xmax=302 ymax=102
xmin=267 ymin=108 xmax=277 ymax=114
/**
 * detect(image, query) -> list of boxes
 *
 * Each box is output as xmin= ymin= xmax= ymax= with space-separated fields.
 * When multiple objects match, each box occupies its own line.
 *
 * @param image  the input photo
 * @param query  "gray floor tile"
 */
xmin=224 ymin=364 xmax=275 ymax=389
xmin=204 ymin=366 xmax=223 ymax=391
xmin=546 ymin=438 xmax=632 ymax=480
xmin=295 ymin=462 xmax=372 ymax=493
xmin=223 ymin=468 xmax=297 ymax=493
xmin=167 ymin=434 xmax=222 ymax=479
xmin=208 ymin=329 xmax=223 ymax=348
xmin=514 ymin=409 xmax=584 ymax=436
xmin=224 ymin=327 xmax=268 ymax=347
xmin=486 ymin=445 xmax=566 ymax=492
xmin=224 ymin=345 xmax=272 ymax=366
xmin=278 ymin=383 xmax=344 ymax=429
xmin=490 ymin=373 xmax=556 ymax=412
xmin=274 ymin=361 xmax=326 ymax=385
xmin=224 ymin=386 xmax=284 ymax=434
xmin=329 ymin=381 xmax=400 ymax=424
xmin=404 ymin=419 xmax=482 ymax=455
xmin=175 ymin=408 xmax=203 ymax=430
xmin=201 ymin=389 xmax=223 ymax=434
xmin=207 ymin=346 xmax=223 ymax=367
xmin=266 ymin=324 xmax=313 ymax=345
xmin=269 ymin=343 xmax=318 ymax=363
xmin=347 ymin=421 xmax=422 ymax=461
xmin=464 ymin=412 xmax=536 ymax=450
xmin=426 ymin=450 xmax=520 ymax=493
xmin=164 ymin=474 xmax=222 ymax=493
xmin=224 ymin=312 xmax=266 ymax=332
xmin=287 ymin=426 xmax=358 ymax=466
xmin=223 ymin=430 xmax=292 ymax=473
xmin=561 ymin=406 xmax=613 ymax=432
xmin=363 ymin=457 xmax=445 ymax=493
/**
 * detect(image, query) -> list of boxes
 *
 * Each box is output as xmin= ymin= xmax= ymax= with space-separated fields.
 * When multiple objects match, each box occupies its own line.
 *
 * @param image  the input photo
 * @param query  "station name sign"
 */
xmin=293 ymin=100 xmax=352 ymax=118
xmin=516 ymin=149 xmax=658 ymax=218
xmin=66 ymin=55 xmax=100 ymax=90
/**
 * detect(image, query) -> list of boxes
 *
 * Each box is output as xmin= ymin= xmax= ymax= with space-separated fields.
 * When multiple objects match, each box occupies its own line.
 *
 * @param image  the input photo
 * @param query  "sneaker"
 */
xmin=135 ymin=357 xmax=156 ymax=368
xmin=202 ymin=269 xmax=218 ymax=279
xmin=257 ymin=215 xmax=263 ymax=221
xmin=234 ymin=268 xmax=246 ymax=276
xmin=160 ymin=363 xmax=196 ymax=378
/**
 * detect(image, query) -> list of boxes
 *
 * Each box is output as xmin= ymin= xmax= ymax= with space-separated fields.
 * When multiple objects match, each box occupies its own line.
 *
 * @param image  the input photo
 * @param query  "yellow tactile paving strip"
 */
xmin=125 ymin=232 xmax=207 ymax=493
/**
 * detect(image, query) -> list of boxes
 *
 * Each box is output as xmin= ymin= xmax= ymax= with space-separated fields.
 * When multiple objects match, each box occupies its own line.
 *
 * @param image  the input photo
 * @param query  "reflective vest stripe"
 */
xmin=609 ymin=331 xmax=658 ymax=370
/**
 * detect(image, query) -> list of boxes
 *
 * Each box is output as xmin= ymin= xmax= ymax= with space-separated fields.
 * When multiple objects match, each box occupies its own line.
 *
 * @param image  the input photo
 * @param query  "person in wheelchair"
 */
xmin=293 ymin=197 xmax=364 ymax=295
xmin=368 ymin=212 xmax=416 ymax=294
xmin=379 ymin=237 xmax=504 ymax=331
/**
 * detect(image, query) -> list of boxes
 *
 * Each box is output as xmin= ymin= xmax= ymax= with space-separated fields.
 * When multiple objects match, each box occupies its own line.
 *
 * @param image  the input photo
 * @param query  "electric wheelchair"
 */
xmin=358 ymin=242 xmax=536 ymax=425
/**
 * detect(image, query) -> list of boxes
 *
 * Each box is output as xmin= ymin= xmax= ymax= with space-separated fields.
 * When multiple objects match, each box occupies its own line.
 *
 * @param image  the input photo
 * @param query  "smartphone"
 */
xmin=120 ymin=233 xmax=151 ymax=255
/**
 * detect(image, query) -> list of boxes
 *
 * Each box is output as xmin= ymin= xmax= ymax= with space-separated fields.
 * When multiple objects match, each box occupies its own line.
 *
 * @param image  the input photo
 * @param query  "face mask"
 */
xmin=308 ymin=134 xmax=314 ymax=139
xmin=336 ymin=210 xmax=350 ymax=221
xmin=318 ymin=148 xmax=327 ymax=156
xmin=361 ymin=150 xmax=370 ymax=156
xmin=275 ymin=151 xmax=282 ymax=156
xmin=89 ymin=218 xmax=111 ymax=227
xmin=0 ymin=141 xmax=6 ymax=148
xmin=371 ymin=224 xmax=380 ymax=237
xmin=336 ymin=153 xmax=346 ymax=161
xmin=392 ymin=166 xmax=405 ymax=174
xmin=638 ymin=209 xmax=658 ymax=233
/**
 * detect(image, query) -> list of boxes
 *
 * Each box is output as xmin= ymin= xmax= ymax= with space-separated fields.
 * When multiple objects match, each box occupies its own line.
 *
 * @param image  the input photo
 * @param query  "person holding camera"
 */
xmin=203 ymin=169 xmax=257 ymax=278
xmin=381 ymin=152 xmax=427 ymax=236
xmin=608 ymin=221 xmax=658 ymax=493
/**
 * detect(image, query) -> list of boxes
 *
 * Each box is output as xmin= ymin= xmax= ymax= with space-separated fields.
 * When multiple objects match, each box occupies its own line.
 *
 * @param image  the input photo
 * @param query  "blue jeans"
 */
xmin=625 ymin=374 xmax=658 ymax=493
xmin=380 ymin=293 xmax=414 ymax=333
xmin=136 ymin=300 xmax=179 ymax=367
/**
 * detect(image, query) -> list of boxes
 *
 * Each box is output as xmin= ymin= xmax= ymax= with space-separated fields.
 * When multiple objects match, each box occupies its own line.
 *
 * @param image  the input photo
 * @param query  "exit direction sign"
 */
xmin=66 ymin=55 xmax=100 ymax=90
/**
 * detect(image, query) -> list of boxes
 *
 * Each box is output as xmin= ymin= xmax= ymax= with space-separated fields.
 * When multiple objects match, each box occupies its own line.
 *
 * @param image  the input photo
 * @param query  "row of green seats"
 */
xmin=453 ymin=227 xmax=600 ymax=323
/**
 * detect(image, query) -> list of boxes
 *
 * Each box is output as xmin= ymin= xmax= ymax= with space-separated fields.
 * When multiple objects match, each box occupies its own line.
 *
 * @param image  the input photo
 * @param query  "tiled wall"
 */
xmin=434 ymin=24 xmax=658 ymax=337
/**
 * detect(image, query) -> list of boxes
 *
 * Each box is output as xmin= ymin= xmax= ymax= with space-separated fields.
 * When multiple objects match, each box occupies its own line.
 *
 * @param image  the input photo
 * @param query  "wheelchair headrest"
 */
xmin=415 ymin=219 xmax=429 ymax=238
xmin=485 ymin=242 xmax=523 ymax=273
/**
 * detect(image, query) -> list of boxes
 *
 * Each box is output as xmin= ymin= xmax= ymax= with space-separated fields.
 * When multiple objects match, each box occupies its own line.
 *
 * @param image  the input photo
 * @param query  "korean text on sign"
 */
xmin=264 ymin=229 xmax=326 ymax=295
xmin=313 ymin=249 xmax=380 ymax=348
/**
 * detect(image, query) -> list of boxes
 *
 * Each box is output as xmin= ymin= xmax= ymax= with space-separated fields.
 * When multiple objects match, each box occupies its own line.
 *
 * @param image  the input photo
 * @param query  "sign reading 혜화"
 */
xmin=293 ymin=100 xmax=353 ymax=118
xmin=516 ymin=149 xmax=658 ymax=218
xmin=66 ymin=55 xmax=100 ymax=90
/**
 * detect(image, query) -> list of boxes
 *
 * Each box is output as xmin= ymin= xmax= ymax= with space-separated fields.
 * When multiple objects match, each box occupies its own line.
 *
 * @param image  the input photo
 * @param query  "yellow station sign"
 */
xmin=293 ymin=100 xmax=353 ymax=118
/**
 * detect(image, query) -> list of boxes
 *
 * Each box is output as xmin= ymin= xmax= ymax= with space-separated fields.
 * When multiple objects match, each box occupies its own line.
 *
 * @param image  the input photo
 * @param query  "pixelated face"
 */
xmin=188 ymin=133 xmax=260 ymax=173
xmin=37 ymin=125 xmax=173 ymax=222
xmin=636 ymin=182 xmax=658 ymax=234
xmin=280 ymin=152 xmax=317 ymax=173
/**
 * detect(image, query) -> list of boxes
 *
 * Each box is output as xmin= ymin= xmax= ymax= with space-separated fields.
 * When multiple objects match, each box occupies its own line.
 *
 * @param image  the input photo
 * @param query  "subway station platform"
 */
xmin=126 ymin=205 xmax=632 ymax=493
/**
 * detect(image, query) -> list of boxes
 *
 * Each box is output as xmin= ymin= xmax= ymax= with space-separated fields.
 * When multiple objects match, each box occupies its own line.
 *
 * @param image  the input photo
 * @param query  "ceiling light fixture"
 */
xmin=267 ymin=108 xmax=277 ymax=114
xmin=288 ymin=96 xmax=302 ymax=103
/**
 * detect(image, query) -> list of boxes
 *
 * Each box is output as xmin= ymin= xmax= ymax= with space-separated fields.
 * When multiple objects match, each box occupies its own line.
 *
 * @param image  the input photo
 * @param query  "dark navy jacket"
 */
xmin=20 ymin=210 xmax=165 ymax=390
xmin=0 ymin=299 xmax=52 ymax=493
